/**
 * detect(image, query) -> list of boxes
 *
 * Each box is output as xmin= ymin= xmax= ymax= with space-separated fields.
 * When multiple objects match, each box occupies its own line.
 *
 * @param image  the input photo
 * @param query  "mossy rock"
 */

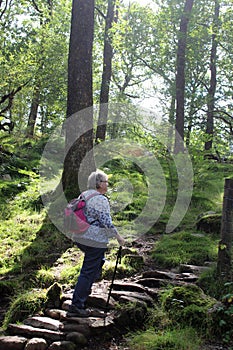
xmin=45 ymin=282 xmax=62 ymax=309
xmin=3 ymin=289 xmax=46 ymax=327
xmin=114 ymin=302 xmax=148 ymax=331
xmin=122 ymin=254 xmax=144 ymax=270
xmin=160 ymin=284 xmax=216 ymax=330
xmin=196 ymin=212 xmax=221 ymax=234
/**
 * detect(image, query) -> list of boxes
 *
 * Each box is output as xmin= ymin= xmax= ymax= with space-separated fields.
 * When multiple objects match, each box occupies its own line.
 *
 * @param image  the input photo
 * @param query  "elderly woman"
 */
xmin=69 ymin=169 xmax=125 ymax=317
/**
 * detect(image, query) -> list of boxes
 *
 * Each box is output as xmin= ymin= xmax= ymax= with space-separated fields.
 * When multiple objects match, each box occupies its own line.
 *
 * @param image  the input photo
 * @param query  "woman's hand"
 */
xmin=116 ymin=232 xmax=125 ymax=246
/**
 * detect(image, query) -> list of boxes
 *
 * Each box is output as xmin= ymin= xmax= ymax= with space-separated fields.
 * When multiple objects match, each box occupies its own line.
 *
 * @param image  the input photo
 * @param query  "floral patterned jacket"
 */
xmin=71 ymin=189 xmax=118 ymax=248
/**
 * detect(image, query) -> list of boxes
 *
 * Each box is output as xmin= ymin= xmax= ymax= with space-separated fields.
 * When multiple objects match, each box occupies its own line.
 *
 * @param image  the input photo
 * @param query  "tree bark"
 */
xmin=204 ymin=0 xmax=220 ymax=153
xmin=26 ymin=85 xmax=40 ymax=138
xmin=62 ymin=0 xmax=95 ymax=197
xmin=174 ymin=0 xmax=194 ymax=154
xmin=95 ymin=0 xmax=116 ymax=143
xmin=217 ymin=178 xmax=233 ymax=279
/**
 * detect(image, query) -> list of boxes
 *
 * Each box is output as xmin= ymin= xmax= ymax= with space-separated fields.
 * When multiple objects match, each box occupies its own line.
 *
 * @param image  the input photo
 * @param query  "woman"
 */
xmin=69 ymin=169 xmax=125 ymax=317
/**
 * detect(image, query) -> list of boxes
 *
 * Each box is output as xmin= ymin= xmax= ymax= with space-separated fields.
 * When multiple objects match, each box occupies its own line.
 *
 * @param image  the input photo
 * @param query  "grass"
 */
xmin=127 ymin=327 xmax=202 ymax=350
xmin=1 ymin=135 xmax=233 ymax=348
xmin=151 ymin=231 xmax=219 ymax=268
xmin=2 ymin=289 xmax=47 ymax=328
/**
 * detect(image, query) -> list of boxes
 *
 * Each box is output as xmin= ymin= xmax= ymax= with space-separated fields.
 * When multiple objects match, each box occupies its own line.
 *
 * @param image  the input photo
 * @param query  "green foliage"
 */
xmin=151 ymin=231 xmax=218 ymax=268
xmin=197 ymin=265 xmax=233 ymax=299
xmin=204 ymin=282 xmax=233 ymax=343
xmin=127 ymin=327 xmax=201 ymax=350
xmin=192 ymin=161 xmax=232 ymax=213
xmin=2 ymin=289 xmax=46 ymax=329
xmin=59 ymin=264 xmax=82 ymax=285
xmin=160 ymin=284 xmax=216 ymax=331
xmin=34 ymin=266 xmax=56 ymax=288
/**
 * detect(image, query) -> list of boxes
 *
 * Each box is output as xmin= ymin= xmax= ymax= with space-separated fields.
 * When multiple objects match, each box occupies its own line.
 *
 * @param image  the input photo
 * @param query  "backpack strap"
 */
xmin=82 ymin=191 xmax=100 ymax=225
xmin=81 ymin=191 xmax=100 ymax=202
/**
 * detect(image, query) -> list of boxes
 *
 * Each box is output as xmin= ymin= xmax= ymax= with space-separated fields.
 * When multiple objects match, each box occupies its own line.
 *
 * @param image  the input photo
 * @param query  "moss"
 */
xmin=3 ymin=289 xmax=46 ymax=329
xmin=160 ymin=284 xmax=216 ymax=331
xmin=196 ymin=213 xmax=222 ymax=234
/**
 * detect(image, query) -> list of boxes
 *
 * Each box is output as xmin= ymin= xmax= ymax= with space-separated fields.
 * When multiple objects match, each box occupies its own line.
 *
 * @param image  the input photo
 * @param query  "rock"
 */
xmin=60 ymin=315 xmax=91 ymax=326
xmin=2 ymin=174 xmax=11 ymax=181
xmin=66 ymin=331 xmax=88 ymax=345
xmin=8 ymin=324 xmax=66 ymax=342
xmin=112 ymin=281 xmax=146 ymax=293
xmin=23 ymin=316 xmax=63 ymax=331
xmin=118 ymin=295 xmax=147 ymax=308
xmin=143 ymin=287 xmax=160 ymax=301
xmin=45 ymin=309 xmax=67 ymax=320
xmin=176 ymin=272 xmax=198 ymax=282
xmin=135 ymin=278 xmax=168 ymax=288
xmin=61 ymin=300 xmax=71 ymax=312
xmin=45 ymin=283 xmax=62 ymax=309
xmin=0 ymin=335 xmax=27 ymax=350
xmin=110 ymin=290 xmax=154 ymax=306
xmin=90 ymin=314 xmax=115 ymax=335
xmin=179 ymin=264 xmax=210 ymax=275
xmin=123 ymin=254 xmax=144 ymax=269
xmin=196 ymin=213 xmax=221 ymax=234
xmin=48 ymin=341 xmax=76 ymax=350
xmin=87 ymin=294 xmax=115 ymax=309
xmin=25 ymin=337 xmax=48 ymax=350
xmin=61 ymin=322 xmax=91 ymax=337
xmin=114 ymin=303 xmax=148 ymax=330
xmin=142 ymin=269 xmax=176 ymax=280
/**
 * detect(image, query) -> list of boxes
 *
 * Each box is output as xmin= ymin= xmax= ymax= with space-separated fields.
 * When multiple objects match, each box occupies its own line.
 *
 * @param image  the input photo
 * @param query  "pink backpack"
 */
xmin=64 ymin=192 xmax=99 ymax=234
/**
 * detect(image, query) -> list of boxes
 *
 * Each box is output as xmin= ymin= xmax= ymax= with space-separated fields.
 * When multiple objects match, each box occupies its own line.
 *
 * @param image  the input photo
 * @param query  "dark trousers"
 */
xmin=72 ymin=243 xmax=107 ymax=309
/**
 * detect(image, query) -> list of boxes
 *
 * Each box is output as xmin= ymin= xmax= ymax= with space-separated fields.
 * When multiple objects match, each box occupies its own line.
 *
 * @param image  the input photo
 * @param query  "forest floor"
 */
xmin=0 ymin=232 xmax=231 ymax=350
xmin=82 ymin=233 xmax=230 ymax=350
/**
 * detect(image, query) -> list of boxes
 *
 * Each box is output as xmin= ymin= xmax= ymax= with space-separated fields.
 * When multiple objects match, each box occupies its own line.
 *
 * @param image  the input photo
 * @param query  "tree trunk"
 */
xmin=204 ymin=0 xmax=220 ymax=153
xmin=26 ymin=85 xmax=40 ymax=138
xmin=62 ymin=0 xmax=95 ymax=197
xmin=217 ymin=178 xmax=233 ymax=279
xmin=25 ymin=0 xmax=53 ymax=138
xmin=167 ymin=92 xmax=176 ymax=152
xmin=174 ymin=0 xmax=194 ymax=154
xmin=95 ymin=0 xmax=116 ymax=143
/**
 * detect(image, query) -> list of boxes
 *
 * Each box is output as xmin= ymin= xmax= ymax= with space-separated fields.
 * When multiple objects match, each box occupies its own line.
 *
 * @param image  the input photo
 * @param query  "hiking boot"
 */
xmin=68 ymin=304 xmax=90 ymax=317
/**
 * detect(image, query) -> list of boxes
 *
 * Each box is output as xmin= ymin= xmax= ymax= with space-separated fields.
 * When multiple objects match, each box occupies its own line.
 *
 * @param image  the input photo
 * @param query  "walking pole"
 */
xmin=105 ymin=245 xmax=122 ymax=313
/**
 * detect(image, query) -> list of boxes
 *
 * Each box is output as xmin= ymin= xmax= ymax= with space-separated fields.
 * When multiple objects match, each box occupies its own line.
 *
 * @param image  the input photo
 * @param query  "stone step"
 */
xmin=142 ymin=269 xmax=177 ymax=279
xmin=111 ymin=290 xmax=154 ymax=306
xmin=23 ymin=316 xmax=63 ymax=331
xmin=8 ymin=324 xmax=66 ymax=342
xmin=111 ymin=281 xmax=147 ymax=293
xmin=0 ymin=335 xmax=28 ymax=350
xmin=0 ymin=268 xmax=204 ymax=349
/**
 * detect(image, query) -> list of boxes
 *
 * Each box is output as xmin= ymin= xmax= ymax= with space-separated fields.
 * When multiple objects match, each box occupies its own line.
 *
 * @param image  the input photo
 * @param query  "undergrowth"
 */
xmin=151 ymin=230 xmax=219 ymax=268
xmin=1 ymin=135 xmax=233 ymax=348
xmin=127 ymin=327 xmax=201 ymax=350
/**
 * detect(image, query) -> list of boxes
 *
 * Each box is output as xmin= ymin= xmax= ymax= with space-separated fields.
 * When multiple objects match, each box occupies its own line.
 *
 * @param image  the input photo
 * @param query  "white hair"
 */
xmin=87 ymin=169 xmax=107 ymax=189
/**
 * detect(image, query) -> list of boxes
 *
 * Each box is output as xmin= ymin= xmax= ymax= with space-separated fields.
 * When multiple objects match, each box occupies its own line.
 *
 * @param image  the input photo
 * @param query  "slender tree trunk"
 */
xmin=167 ymin=93 xmax=176 ymax=152
xmin=95 ymin=0 xmax=116 ymax=143
xmin=217 ymin=178 xmax=233 ymax=279
xmin=62 ymin=0 xmax=95 ymax=197
xmin=204 ymin=0 xmax=220 ymax=153
xmin=25 ymin=1 xmax=53 ymax=138
xmin=26 ymin=85 xmax=40 ymax=137
xmin=174 ymin=0 xmax=194 ymax=154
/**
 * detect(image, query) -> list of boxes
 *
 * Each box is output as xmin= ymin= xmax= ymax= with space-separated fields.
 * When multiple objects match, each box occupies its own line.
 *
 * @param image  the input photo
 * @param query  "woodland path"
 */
xmin=0 ymin=233 xmax=230 ymax=350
